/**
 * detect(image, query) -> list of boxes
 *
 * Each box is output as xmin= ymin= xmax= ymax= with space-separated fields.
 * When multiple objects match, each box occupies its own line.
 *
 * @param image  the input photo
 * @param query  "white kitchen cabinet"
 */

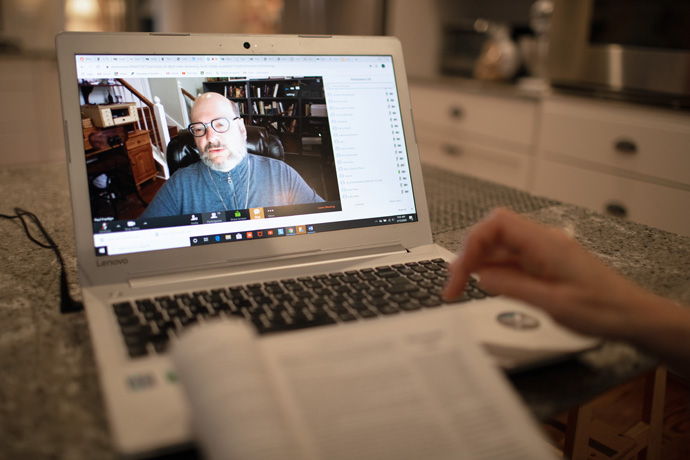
xmin=414 ymin=128 xmax=532 ymax=189
xmin=534 ymin=94 xmax=690 ymax=237
xmin=535 ymin=160 xmax=690 ymax=237
xmin=410 ymin=82 xmax=690 ymax=237
xmin=410 ymin=82 xmax=538 ymax=190
xmin=537 ymin=95 xmax=690 ymax=187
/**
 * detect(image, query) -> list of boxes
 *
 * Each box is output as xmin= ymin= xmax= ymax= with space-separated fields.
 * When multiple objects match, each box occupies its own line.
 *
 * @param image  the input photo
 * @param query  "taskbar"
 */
xmin=92 ymin=201 xmax=342 ymax=234
xmin=94 ymin=213 xmax=418 ymax=256
xmin=188 ymin=213 xmax=419 ymax=247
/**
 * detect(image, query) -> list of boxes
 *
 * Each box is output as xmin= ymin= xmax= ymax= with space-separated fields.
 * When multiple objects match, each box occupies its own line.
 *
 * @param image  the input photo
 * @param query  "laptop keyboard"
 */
xmin=112 ymin=259 xmax=491 ymax=359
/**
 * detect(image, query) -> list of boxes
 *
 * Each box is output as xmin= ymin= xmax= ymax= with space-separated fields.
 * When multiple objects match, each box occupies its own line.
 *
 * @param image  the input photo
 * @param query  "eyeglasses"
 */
xmin=188 ymin=117 xmax=240 ymax=137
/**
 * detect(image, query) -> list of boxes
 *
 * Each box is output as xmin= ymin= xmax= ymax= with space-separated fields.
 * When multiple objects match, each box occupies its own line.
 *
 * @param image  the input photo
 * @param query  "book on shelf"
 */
xmin=170 ymin=310 xmax=555 ymax=460
xmin=250 ymin=82 xmax=284 ymax=99
xmin=304 ymin=103 xmax=327 ymax=117
xmin=310 ymin=104 xmax=327 ymax=117
xmin=301 ymin=136 xmax=323 ymax=145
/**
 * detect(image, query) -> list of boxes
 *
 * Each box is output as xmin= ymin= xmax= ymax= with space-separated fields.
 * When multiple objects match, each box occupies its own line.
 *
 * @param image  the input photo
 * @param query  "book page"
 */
xmin=261 ymin=310 xmax=555 ymax=460
xmin=173 ymin=311 xmax=555 ymax=460
xmin=170 ymin=320 xmax=300 ymax=460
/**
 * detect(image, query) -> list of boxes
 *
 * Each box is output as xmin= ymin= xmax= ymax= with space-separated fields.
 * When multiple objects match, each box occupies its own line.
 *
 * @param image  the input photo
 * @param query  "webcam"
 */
xmin=243 ymin=42 xmax=250 ymax=49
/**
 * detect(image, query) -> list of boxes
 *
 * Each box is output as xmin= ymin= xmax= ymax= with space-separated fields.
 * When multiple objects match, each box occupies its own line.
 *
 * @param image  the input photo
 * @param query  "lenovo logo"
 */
xmin=96 ymin=258 xmax=129 ymax=267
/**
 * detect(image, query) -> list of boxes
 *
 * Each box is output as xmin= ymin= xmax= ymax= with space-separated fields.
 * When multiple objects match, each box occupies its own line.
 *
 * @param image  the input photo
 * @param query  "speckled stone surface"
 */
xmin=1 ymin=163 xmax=113 ymax=460
xmin=423 ymin=167 xmax=690 ymax=419
xmin=2 ymin=162 xmax=689 ymax=459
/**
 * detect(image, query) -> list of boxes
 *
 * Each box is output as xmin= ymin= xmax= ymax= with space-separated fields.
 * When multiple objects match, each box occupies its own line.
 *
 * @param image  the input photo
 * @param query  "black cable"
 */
xmin=0 ymin=207 xmax=83 ymax=314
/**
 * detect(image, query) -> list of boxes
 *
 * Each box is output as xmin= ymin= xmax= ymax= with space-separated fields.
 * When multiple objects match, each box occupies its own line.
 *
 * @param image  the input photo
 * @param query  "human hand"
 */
xmin=443 ymin=208 xmax=650 ymax=340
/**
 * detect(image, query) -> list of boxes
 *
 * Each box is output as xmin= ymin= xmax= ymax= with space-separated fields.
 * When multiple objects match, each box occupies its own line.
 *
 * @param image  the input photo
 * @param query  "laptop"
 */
xmin=55 ymin=32 xmax=597 ymax=458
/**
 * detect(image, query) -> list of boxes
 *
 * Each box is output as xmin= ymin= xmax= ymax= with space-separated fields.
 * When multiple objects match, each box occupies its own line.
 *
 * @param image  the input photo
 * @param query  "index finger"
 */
xmin=443 ymin=208 xmax=547 ymax=299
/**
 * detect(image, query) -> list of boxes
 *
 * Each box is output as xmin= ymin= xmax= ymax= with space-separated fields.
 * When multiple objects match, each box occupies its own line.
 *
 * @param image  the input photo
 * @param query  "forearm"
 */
xmin=625 ymin=289 xmax=690 ymax=378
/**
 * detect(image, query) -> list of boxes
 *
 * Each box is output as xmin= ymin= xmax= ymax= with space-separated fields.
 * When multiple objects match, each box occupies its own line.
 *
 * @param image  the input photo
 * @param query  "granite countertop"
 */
xmin=1 ymin=162 xmax=689 ymax=460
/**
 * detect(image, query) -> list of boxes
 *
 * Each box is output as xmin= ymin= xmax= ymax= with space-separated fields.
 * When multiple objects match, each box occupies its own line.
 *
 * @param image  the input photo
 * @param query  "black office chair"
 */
xmin=166 ymin=125 xmax=285 ymax=175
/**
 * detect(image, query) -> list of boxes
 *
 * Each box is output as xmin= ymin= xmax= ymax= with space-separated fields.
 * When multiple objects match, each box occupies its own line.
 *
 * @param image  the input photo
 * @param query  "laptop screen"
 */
xmin=74 ymin=54 xmax=417 ymax=257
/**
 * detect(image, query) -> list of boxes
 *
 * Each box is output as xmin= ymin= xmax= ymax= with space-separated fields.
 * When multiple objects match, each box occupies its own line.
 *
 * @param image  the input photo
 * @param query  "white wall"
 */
xmin=150 ymin=0 xmax=245 ymax=33
xmin=0 ymin=57 xmax=65 ymax=166
xmin=386 ymin=0 xmax=442 ymax=79
xmin=148 ymin=77 xmax=204 ymax=128
xmin=1 ymin=0 xmax=66 ymax=52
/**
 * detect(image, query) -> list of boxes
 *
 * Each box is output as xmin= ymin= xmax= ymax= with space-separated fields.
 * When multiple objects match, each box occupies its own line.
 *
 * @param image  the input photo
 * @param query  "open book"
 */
xmin=170 ymin=310 xmax=556 ymax=460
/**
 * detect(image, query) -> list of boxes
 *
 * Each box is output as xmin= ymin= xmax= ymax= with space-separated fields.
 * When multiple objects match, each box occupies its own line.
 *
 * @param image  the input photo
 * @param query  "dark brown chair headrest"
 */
xmin=166 ymin=125 xmax=285 ymax=176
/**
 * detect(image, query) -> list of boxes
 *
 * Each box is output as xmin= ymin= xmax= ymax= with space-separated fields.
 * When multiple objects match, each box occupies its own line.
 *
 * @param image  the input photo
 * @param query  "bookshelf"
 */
xmin=202 ymin=77 xmax=331 ymax=157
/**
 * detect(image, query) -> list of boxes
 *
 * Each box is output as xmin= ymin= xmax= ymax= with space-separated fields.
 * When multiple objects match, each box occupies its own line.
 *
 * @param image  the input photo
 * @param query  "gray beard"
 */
xmin=201 ymin=138 xmax=248 ymax=172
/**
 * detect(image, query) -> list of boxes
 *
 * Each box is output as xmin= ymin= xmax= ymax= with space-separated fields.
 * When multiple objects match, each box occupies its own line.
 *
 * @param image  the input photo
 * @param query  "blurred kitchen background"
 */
xmin=0 ymin=0 xmax=545 ymax=81
xmin=2 ymin=0 xmax=690 ymax=237
xmin=0 ymin=0 xmax=545 ymax=166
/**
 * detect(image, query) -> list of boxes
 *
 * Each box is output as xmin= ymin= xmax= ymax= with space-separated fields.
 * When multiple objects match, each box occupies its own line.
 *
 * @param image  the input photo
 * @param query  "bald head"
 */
xmin=191 ymin=92 xmax=240 ymax=121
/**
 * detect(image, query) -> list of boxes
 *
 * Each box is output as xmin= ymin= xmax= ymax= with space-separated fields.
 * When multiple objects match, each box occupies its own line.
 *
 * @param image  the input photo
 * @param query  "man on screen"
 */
xmin=141 ymin=92 xmax=323 ymax=218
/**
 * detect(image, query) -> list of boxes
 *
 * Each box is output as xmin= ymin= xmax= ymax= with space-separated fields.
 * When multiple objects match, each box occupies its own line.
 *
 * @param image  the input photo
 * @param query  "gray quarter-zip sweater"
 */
xmin=141 ymin=154 xmax=324 ymax=218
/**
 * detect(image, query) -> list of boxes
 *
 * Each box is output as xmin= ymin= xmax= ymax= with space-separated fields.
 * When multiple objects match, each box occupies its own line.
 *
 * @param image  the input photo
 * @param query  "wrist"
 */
xmin=625 ymin=289 xmax=690 ymax=359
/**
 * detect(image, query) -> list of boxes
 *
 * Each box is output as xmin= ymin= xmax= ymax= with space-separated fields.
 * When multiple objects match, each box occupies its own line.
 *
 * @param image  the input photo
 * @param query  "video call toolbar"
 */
xmin=92 ymin=201 xmax=343 ymax=234
xmin=94 ymin=213 xmax=417 ymax=257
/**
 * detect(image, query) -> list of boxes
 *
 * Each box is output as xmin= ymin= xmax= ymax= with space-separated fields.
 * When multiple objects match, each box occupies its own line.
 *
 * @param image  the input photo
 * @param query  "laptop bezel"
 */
xmin=56 ymin=32 xmax=434 ymax=288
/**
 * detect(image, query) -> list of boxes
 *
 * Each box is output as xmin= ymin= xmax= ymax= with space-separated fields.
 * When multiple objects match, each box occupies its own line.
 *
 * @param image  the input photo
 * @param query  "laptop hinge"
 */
xmin=128 ymin=242 xmax=408 ymax=290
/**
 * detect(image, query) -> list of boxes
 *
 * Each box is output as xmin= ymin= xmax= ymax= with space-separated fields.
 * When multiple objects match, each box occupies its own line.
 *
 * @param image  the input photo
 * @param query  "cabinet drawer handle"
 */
xmin=449 ymin=106 xmax=464 ymax=120
xmin=604 ymin=202 xmax=628 ymax=218
xmin=442 ymin=144 xmax=463 ymax=157
xmin=614 ymin=139 xmax=637 ymax=154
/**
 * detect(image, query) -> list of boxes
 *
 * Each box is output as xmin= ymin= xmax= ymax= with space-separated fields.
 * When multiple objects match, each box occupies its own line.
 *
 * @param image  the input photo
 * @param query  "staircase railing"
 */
xmin=115 ymin=78 xmax=171 ymax=179
xmin=181 ymin=87 xmax=196 ymax=102
xmin=178 ymin=82 xmax=196 ymax=128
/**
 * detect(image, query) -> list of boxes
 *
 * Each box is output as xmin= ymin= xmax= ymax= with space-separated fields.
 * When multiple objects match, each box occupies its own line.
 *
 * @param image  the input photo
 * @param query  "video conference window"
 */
xmin=80 ymin=75 xmax=341 ymax=232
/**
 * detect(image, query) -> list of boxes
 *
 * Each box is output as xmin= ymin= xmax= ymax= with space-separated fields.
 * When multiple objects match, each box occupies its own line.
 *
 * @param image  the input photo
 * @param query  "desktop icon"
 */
xmin=234 ymin=210 xmax=241 ymax=218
